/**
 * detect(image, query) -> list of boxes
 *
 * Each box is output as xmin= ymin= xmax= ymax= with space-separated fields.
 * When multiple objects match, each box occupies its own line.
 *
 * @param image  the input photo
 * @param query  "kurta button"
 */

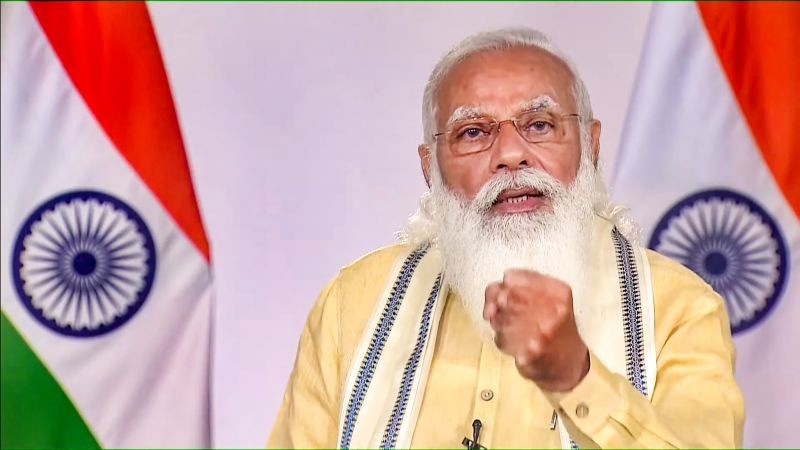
xmin=480 ymin=389 xmax=494 ymax=401
xmin=575 ymin=403 xmax=589 ymax=418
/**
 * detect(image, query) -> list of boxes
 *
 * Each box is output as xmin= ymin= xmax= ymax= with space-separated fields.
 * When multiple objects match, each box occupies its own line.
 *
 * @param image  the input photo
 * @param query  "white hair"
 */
xmin=408 ymin=27 xmax=640 ymax=243
xmin=399 ymin=28 xmax=640 ymax=338
xmin=422 ymin=27 xmax=594 ymax=147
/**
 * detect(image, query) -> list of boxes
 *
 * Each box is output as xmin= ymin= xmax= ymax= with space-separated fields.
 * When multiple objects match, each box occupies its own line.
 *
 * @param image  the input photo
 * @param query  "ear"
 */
xmin=589 ymin=119 xmax=601 ymax=167
xmin=418 ymin=143 xmax=432 ymax=187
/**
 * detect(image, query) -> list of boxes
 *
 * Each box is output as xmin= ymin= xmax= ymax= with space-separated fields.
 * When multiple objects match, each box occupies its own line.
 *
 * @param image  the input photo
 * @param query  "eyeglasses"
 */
xmin=433 ymin=109 xmax=581 ymax=155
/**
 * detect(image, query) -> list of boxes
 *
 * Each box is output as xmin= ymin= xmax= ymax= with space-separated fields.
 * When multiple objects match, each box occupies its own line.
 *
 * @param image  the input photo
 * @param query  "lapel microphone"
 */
xmin=461 ymin=419 xmax=487 ymax=450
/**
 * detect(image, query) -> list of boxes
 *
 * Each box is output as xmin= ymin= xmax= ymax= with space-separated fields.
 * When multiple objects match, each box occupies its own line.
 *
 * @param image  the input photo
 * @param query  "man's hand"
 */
xmin=483 ymin=269 xmax=590 ymax=392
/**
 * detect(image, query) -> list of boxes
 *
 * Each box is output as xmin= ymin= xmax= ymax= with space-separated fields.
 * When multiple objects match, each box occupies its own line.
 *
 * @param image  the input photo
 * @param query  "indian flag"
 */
xmin=1 ymin=2 xmax=212 ymax=447
xmin=612 ymin=2 xmax=799 ymax=447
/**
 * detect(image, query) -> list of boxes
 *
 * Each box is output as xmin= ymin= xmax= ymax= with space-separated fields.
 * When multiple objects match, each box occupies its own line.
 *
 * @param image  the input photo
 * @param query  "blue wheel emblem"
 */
xmin=649 ymin=188 xmax=788 ymax=334
xmin=11 ymin=190 xmax=156 ymax=337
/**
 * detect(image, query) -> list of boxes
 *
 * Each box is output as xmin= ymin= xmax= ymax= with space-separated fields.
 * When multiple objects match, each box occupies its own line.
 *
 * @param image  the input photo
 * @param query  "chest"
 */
xmin=410 ymin=300 xmax=563 ymax=448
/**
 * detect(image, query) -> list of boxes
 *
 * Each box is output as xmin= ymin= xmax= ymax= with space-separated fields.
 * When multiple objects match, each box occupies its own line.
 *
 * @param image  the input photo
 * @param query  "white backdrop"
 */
xmin=147 ymin=3 xmax=652 ymax=447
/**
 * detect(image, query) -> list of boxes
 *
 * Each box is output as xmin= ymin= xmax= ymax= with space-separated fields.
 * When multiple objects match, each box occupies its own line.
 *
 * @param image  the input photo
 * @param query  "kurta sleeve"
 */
xmin=267 ymin=276 xmax=342 ymax=448
xmin=546 ymin=259 xmax=744 ymax=448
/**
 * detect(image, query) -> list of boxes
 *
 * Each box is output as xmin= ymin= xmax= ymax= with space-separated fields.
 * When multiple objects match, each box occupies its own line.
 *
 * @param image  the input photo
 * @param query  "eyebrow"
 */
xmin=446 ymin=106 xmax=490 ymax=125
xmin=446 ymin=95 xmax=563 ymax=126
xmin=518 ymin=95 xmax=561 ymax=112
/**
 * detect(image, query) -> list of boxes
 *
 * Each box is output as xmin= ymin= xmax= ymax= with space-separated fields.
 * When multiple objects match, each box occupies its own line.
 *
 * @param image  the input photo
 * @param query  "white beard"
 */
xmin=401 ymin=152 xmax=602 ymax=340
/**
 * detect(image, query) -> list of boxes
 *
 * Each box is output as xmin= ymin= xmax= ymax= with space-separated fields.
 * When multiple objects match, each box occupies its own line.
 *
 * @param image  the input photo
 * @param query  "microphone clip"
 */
xmin=461 ymin=419 xmax=487 ymax=450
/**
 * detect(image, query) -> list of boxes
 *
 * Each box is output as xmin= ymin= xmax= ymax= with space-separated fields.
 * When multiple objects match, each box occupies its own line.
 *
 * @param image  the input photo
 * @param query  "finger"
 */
xmin=504 ymin=287 xmax=528 ymax=310
xmin=513 ymin=333 xmax=545 ymax=377
xmin=493 ymin=328 xmax=510 ymax=353
xmin=502 ymin=268 xmax=542 ymax=287
xmin=490 ymin=307 xmax=510 ymax=330
xmin=506 ymin=314 xmax=539 ymax=344
xmin=494 ymin=319 xmax=527 ymax=357
xmin=485 ymin=282 xmax=502 ymax=300
xmin=484 ymin=301 xmax=497 ymax=322
xmin=496 ymin=288 xmax=510 ymax=311
xmin=514 ymin=350 xmax=529 ymax=372
xmin=488 ymin=311 xmax=499 ymax=332
xmin=483 ymin=282 xmax=502 ymax=320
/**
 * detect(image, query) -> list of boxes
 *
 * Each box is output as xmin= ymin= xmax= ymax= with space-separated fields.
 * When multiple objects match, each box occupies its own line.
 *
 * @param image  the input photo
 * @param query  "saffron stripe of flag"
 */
xmin=30 ymin=1 xmax=210 ymax=259
xmin=1 ymin=2 xmax=213 ymax=447
xmin=612 ymin=3 xmax=800 ymax=446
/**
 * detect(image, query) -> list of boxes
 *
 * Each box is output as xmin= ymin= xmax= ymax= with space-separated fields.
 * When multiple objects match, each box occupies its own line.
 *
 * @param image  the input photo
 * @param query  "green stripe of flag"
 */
xmin=1 ymin=312 xmax=100 ymax=449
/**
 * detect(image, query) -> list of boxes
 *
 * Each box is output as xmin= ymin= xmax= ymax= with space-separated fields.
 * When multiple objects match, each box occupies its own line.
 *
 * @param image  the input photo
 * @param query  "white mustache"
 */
xmin=470 ymin=169 xmax=567 ymax=212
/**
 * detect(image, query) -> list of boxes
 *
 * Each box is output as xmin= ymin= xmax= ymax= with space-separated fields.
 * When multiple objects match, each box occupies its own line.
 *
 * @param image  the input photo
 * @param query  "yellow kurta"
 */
xmin=268 ymin=241 xmax=744 ymax=448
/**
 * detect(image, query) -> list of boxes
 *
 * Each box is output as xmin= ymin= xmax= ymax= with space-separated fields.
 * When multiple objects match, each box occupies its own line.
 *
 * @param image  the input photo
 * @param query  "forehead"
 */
xmin=436 ymin=47 xmax=576 ymax=124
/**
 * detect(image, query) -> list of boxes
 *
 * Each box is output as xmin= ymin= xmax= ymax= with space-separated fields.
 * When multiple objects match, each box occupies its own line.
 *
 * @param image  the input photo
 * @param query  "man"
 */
xmin=268 ymin=28 xmax=744 ymax=448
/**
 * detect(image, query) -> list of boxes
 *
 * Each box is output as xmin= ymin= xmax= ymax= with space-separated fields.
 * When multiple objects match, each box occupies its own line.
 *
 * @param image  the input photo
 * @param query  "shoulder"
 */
xmin=309 ymin=243 xmax=414 ymax=366
xmin=644 ymin=248 xmax=719 ymax=301
xmin=645 ymin=248 xmax=708 ymax=288
xmin=336 ymin=243 xmax=412 ymax=285
xmin=332 ymin=242 xmax=413 ymax=324
xmin=305 ymin=243 xmax=412 ymax=322
xmin=644 ymin=248 xmax=725 ymax=315
xmin=313 ymin=243 xmax=412 ymax=316
xmin=643 ymin=248 xmax=732 ymax=348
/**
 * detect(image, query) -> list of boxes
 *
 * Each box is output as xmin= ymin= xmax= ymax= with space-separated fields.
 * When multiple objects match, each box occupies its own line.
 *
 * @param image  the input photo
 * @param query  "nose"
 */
xmin=489 ymin=120 xmax=534 ymax=173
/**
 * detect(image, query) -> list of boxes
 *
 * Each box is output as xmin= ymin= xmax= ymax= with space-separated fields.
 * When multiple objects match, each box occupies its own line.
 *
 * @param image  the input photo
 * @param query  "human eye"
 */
xmin=453 ymin=121 xmax=492 ymax=142
xmin=520 ymin=112 xmax=556 ymax=136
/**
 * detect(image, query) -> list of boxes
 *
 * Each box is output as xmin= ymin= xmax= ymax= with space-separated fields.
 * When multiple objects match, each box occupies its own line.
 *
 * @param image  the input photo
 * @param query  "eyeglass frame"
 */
xmin=432 ymin=108 xmax=582 ymax=155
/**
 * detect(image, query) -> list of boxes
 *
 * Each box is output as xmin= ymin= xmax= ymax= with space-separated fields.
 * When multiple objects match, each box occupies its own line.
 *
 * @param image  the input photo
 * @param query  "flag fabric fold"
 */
xmin=612 ymin=2 xmax=800 ymax=447
xmin=1 ymin=2 xmax=213 ymax=447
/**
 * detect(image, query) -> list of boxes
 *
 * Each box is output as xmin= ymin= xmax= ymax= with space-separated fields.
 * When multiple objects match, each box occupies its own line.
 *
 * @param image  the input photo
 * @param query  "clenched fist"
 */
xmin=483 ymin=269 xmax=590 ymax=392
